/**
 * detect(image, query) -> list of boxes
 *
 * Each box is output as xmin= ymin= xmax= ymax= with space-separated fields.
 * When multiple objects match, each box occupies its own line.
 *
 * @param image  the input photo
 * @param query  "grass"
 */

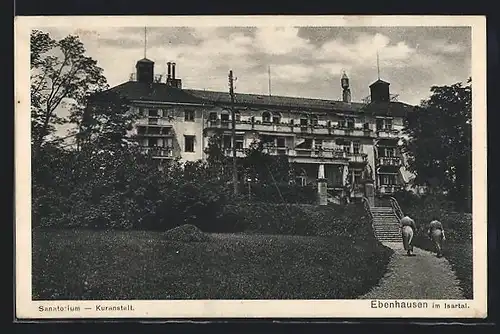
xmin=32 ymin=228 xmax=392 ymax=300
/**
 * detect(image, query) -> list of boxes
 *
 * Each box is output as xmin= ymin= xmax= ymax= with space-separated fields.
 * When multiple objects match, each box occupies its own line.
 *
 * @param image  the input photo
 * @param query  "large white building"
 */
xmin=93 ymin=57 xmax=415 ymax=199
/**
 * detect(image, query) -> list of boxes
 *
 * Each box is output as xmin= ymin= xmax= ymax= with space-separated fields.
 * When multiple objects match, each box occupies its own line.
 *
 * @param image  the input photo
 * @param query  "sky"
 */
xmin=36 ymin=26 xmax=471 ymax=137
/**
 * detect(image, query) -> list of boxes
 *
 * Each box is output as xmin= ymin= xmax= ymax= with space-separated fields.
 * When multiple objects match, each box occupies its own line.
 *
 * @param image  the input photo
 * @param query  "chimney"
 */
xmin=167 ymin=62 xmax=172 ymax=79
xmin=172 ymin=62 xmax=176 ymax=79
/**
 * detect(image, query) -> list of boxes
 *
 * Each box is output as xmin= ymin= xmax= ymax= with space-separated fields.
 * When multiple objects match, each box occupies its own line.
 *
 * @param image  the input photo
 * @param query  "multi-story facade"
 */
xmin=94 ymin=57 xmax=415 ymax=199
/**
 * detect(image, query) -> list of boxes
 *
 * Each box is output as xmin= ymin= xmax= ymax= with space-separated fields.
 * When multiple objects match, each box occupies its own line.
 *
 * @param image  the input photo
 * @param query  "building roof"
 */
xmin=95 ymin=81 xmax=414 ymax=116
xmin=369 ymin=79 xmax=390 ymax=87
xmin=136 ymin=58 xmax=154 ymax=64
xmin=92 ymin=81 xmax=203 ymax=104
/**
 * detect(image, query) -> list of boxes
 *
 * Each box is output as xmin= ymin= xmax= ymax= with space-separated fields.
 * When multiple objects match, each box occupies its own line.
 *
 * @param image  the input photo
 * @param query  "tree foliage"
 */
xmin=30 ymin=30 xmax=108 ymax=156
xmin=402 ymin=78 xmax=472 ymax=211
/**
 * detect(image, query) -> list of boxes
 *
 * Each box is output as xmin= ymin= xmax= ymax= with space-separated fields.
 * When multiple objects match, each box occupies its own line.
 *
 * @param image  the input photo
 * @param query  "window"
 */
xmin=234 ymin=112 xmax=241 ymax=122
xmin=276 ymin=137 xmax=286 ymax=148
xmin=146 ymin=138 xmax=157 ymax=147
xmin=300 ymin=115 xmax=308 ymax=126
xmin=363 ymin=122 xmax=370 ymax=130
xmin=221 ymin=113 xmax=230 ymax=123
xmin=381 ymin=175 xmax=396 ymax=185
xmin=162 ymin=138 xmax=173 ymax=148
xmin=235 ymin=135 xmax=244 ymax=150
xmin=385 ymin=118 xmax=393 ymax=130
xmin=184 ymin=135 xmax=195 ymax=152
xmin=149 ymin=127 xmax=160 ymax=135
xmin=342 ymin=141 xmax=351 ymax=153
xmin=353 ymin=141 xmax=361 ymax=154
xmin=385 ymin=148 xmax=395 ymax=157
xmin=272 ymin=113 xmax=281 ymax=124
xmin=296 ymin=176 xmax=307 ymax=187
xmin=223 ymin=135 xmax=232 ymax=149
xmin=149 ymin=109 xmax=159 ymax=117
xmin=376 ymin=118 xmax=384 ymax=130
xmin=262 ymin=111 xmax=271 ymax=123
xmin=314 ymin=139 xmax=322 ymax=150
xmin=184 ymin=110 xmax=195 ymax=122
xmin=311 ymin=115 xmax=319 ymax=126
xmin=346 ymin=117 xmax=355 ymax=129
xmin=209 ymin=112 xmax=217 ymax=121
xmin=354 ymin=170 xmax=362 ymax=184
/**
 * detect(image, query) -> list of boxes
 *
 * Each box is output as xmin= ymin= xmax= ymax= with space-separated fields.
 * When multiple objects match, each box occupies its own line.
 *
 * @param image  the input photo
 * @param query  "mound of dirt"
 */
xmin=163 ymin=224 xmax=210 ymax=242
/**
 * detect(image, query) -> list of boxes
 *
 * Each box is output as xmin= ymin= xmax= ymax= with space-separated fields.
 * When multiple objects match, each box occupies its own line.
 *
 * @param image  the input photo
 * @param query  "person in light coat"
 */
xmin=428 ymin=219 xmax=446 ymax=258
xmin=400 ymin=216 xmax=417 ymax=256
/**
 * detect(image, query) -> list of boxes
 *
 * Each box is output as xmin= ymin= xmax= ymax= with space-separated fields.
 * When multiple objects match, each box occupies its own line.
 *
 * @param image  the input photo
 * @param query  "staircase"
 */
xmin=370 ymin=206 xmax=402 ymax=243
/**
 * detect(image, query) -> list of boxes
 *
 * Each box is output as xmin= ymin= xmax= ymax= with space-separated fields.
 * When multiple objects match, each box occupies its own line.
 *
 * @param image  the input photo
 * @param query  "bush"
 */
xmin=32 ymin=145 xmax=232 ymax=232
xmin=216 ymin=202 xmax=375 ymax=240
xmin=240 ymin=183 xmax=317 ymax=204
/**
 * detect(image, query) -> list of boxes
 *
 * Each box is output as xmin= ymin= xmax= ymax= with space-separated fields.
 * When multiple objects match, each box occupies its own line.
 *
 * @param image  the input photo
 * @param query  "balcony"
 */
xmin=142 ymin=146 xmax=173 ymax=158
xmin=205 ymin=120 xmax=375 ymax=137
xmin=348 ymin=152 xmax=368 ymax=164
xmin=376 ymin=128 xmax=401 ymax=139
xmin=222 ymin=148 xmax=247 ymax=158
xmin=377 ymin=156 xmax=402 ymax=166
xmin=378 ymin=184 xmax=403 ymax=195
xmin=221 ymin=146 xmax=351 ymax=161
xmin=136 ymin=117 xmax=174 ymax=127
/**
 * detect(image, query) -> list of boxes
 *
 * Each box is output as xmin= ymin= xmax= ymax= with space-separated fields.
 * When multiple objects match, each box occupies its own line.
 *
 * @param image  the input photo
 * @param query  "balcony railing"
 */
xmin=376 ymin=128 xmax=401 ymax=139
xmin=205 ymin=120 xmax=375 ymax=137
xmin=348 ymin=152 xmax=368 ymax=164
xmin=377 ymin=156 xmax=402 ymax=166
xmin=378 ymin=184 xmax=403 ymax=195
xmin=142 ymin=146 xmax=173 ymax=158
xmin=221 ymin=146 xmax=352 ymax=160
xmin=222 ymin=148 xmax=247 ymax=158
xmin=136 ymin=117 xmax=174 ymax=127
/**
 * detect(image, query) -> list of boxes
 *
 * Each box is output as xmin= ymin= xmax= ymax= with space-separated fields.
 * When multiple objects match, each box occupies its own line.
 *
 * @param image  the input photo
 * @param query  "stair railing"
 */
xmin=362 ymin=196 xmax=375 ymax=234
xmin=388 ymin=196 xmax=404 ymax=220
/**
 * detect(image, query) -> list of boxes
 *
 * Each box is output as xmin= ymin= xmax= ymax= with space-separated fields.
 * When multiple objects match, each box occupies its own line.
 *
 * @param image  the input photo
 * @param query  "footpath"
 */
xmin=361 ymin=242 xmax=464 ymax=299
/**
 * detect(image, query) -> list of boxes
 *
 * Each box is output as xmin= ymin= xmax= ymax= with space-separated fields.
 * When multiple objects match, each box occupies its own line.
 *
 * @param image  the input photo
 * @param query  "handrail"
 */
xmin=388 ymin=196 xmax=404 ymax=220
xmin=362 ymin=197 xmax=375 ymax=235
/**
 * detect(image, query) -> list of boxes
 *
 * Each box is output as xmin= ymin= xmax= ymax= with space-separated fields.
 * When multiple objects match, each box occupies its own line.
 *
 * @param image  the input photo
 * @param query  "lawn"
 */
xmin=32 ymin=228 xmax=392 ymax=300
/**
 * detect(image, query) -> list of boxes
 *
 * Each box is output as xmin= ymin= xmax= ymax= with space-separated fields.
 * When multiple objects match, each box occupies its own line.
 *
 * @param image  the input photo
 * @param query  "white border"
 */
xmin=14 ymin=15 xmax=487 ymax=319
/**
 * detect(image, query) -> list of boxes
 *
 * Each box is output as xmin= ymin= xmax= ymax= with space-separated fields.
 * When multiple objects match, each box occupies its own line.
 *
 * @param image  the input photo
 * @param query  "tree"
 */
xmin=402 ymin=78 xmax=472 ymax=211
xmin=77 ymin=91 xmax=139 ymax=155
xmin=30 ymin=30 xmax=108 ymax=157
xmin=204 ymin=133 xmax=231 ymax=180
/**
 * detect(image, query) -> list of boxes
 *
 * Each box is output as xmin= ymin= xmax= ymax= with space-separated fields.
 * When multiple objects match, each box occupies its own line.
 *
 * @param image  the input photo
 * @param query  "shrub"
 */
xmin=216 ymin=202 xmax=375 ymax=240
xmin=240 ymin=183 xmax=317 ymax=204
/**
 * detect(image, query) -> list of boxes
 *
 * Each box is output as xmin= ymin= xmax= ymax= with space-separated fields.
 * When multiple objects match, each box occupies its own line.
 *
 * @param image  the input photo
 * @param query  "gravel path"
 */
xmin=360 ymin=242 xmax=464 ymax=299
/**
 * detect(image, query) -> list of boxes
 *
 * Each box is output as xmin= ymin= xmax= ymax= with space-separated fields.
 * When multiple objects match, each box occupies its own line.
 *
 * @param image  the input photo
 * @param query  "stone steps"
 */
xmin=370 ymin=206 xmax=402 ymax=243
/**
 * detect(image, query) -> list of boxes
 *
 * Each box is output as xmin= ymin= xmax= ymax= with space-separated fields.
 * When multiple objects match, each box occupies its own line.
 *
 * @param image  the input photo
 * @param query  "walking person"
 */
xmin=400 ymin=215 xmax=417 ymax=256
xmin=428 ymin=219 xmax=446 ymax=258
